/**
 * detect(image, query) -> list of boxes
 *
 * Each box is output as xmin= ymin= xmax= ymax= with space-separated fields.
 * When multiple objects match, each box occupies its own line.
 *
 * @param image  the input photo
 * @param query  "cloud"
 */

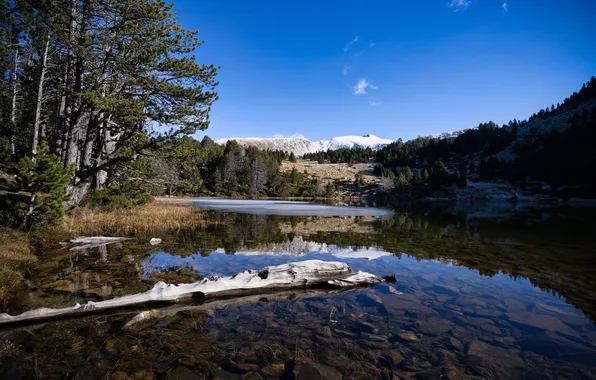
xmin=342 ymin=65 xmax=349 ymax=76
xmin=449 ymin=0 xmax=471 ymax=11
xmin=344 ymin=36 xmax=359 ymax=52
xmin=369 ymin=98 xmax=380 ymax=106
xmin=369 ymin=42 xmax=375 ymax=48
xmin=502 ymin=2 xmax=508 ymax=12
xmin=352 ymin=79 xmax=378 ymax=95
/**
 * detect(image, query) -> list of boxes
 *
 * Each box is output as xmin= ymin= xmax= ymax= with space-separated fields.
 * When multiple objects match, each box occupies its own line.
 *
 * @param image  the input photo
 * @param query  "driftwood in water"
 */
xmin=0 ymin=260 xmax=382 ymax=326
xmin=68 ymin=236 xmax=130 ymax=250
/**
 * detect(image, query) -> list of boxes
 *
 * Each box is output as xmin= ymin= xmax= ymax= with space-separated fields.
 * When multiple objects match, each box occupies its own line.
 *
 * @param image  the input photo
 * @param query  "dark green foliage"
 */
xmin=16 ymin=143 xmax=74 ymax=227
xmin=376 ymin=122 xmax=512 ymax=169
xmin=500 ymin=107 xmax=596 ymax=195
xmin=304 ymin=147 xmax=375 ymax=164
xmin=372 ymin=164 xmax=383 ymax=176
xmin=0 ymin=192 xmax=29 ymax=228
xmin=289 ymin=152 xmax=297 ymax=163
xmin=119 ymin=135 xmax=325 ymax=198
xmin=0 ymin=0 xmax=219 ymax=208
xmin=79 ymin=184 xmax=153 ymax=212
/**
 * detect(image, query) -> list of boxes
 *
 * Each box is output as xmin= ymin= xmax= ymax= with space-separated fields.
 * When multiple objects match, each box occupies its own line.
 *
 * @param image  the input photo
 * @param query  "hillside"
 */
xmin=281 ymin=160 xmax=378 ymax=184
xmin=373 ymin=76 xmax=596 ymax=198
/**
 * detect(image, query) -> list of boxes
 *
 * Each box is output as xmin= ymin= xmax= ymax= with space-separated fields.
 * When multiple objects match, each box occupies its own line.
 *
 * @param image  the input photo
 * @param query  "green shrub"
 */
xmin=16 ymin=143 xmax=74 ymax=228
xmin=80 ymin=182 xmax=153 ymax=212
xmin=0 ymin=192 xmax=29 ymax=227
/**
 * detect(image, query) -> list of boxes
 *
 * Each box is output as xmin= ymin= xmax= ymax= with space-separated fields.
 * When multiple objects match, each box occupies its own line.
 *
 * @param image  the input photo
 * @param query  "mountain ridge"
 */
xmin=214 ymin=132 xmax=466 ymax=156
xmin=214 ymin=134 xmax=395 ymax=156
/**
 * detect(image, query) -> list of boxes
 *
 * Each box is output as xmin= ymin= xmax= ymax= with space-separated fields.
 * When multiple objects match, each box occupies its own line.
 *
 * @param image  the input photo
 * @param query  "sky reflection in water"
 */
xmin=2 ymin=199 xmax=596 ymax=379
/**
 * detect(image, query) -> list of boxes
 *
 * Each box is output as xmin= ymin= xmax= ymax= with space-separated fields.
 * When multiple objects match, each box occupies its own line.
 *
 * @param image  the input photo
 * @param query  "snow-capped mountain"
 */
xmin=214 ymin=134 xmax=395 ymax=156
xmin=427 ymin=130 xmax=468 ymax=139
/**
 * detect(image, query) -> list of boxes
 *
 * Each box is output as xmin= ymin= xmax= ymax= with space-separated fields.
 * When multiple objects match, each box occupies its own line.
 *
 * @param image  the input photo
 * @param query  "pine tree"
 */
xmin=395 ymin=173 xmax=407 ymax=192
xmin=289 ymin=152 xmax=297 ymax=163
xmin=413 ymin=170 xmax=421 ymax=185
xmin=325 ymin=182 xmax=335 ymax=198
xmin=17 ymin=143 xmax=74 ymax=227
xmin=212 ymin=168 xmax=222 ymax=193
xmin=402 ymin=166 xmax=414 ymax=183
xmin=291 ymin=167 xmax=299 ymax=184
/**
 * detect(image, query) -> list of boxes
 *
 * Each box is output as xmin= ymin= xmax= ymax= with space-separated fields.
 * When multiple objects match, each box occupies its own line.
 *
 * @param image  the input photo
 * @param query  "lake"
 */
xmin=1 ymin=199 xmax=596 ymax=379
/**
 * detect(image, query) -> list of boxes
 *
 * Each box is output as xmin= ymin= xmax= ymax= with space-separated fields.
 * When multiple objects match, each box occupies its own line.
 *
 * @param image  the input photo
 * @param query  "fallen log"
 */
xmin=0 ymin=260 xmax=382 ymax=326
xmin=68 ymin=236 xmax=130 ymax=250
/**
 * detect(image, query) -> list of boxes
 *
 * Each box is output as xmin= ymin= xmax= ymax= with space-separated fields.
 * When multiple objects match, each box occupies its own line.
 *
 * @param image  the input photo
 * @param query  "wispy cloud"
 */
xmin=502 ymin=2 xmax=508 ymax=12
xmin=449 ymin=0 xmax=471 ymax=11
xmin=344 ymin=36 xmax=359 ymax=53
xmin=369 ymin=42 xmax=375 ymax=48
xmin=369 ymin=98 xmax=380 ymax=106
xmin=353 ymin=79 xmax=378 ymax=95
xmin=342 ymin=65 xmax=349 ymax=76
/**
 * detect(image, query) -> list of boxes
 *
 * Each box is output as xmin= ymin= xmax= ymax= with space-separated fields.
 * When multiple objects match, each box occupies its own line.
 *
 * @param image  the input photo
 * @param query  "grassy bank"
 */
xmin=62 ymin=200 xmax=207 ymax=236
xmin=0 ymin=228 xmax=37 ymax=300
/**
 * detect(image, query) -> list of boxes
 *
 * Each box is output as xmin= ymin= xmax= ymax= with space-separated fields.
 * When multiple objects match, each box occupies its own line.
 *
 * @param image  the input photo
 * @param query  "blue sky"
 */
xmin=175 ymin=0 xmax=596 ymax=141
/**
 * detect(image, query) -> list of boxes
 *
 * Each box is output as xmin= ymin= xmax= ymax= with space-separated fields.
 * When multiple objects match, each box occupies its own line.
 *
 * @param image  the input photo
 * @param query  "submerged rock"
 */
xmin=354 ymin=320 xmax=378 ymax=333
xmin=415 ymin=317 xmax=454 ymax=336
xmin=261 ymin=363 xmax=285 ymax=377
xmin=357 ymin=291 xmax=384 ymax=306
xmin=429 ymin=284 xmax=460 ymax=296
xmin=465 ymin=339 xmax=524 ymax=378
xmin=399 ymin=357 xmax=432 ymax=372
xmin=316 ymin=326 xmax=332 ymax=338
xmin=227 ymin=360 xmax=260 ymax=373
xmin=507 ymin=312 xmax=577 ymax=336
xmin=165 ymin=366 xmax=201 ymax=380
xmin=394 ymin=331 xmax=419 ymax=342
xmin=380 ymin=350 xmax=405 ymax=368
xmin=283 ymin=357 xmax=342 ymax=380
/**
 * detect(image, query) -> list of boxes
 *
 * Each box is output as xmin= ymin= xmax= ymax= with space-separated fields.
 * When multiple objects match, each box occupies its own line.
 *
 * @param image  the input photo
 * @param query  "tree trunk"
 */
xmin=31 ymin=35 xmax=51 ymax=157
xmin=65 ymin=176 xmax=92 ymax=208
xmin=54 ymin=54 xmax=67 ymax=158
xmin=10 ymin=47 xmax=18 ymax=157
xmin=64 ymin=1 xmax=85 ymax=168
xmin=19 ymin=193 xmax=37 ymax=229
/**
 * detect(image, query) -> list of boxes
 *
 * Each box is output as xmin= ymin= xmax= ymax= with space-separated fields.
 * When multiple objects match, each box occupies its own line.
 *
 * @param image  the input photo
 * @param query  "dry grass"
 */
xmin=62 ymin=202 xmax=207 ymax=236
xmin=281 ymin=160 xmax=379 ymax=184
xmin=0 ymin=228 xmax=37 ymax=300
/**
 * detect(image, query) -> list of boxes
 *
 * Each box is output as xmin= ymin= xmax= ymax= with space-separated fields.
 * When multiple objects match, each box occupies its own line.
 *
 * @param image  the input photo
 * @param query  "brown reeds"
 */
xmin=0 ymin=228 xmax=37 ymax=300
xmin=62 ymin=202 xmax=207 ymax=236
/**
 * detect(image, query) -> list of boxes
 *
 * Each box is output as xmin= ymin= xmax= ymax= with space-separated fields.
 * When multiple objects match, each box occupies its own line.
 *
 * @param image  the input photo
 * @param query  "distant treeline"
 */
xmin=303 ymin=147 xmax=376 ymax=163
